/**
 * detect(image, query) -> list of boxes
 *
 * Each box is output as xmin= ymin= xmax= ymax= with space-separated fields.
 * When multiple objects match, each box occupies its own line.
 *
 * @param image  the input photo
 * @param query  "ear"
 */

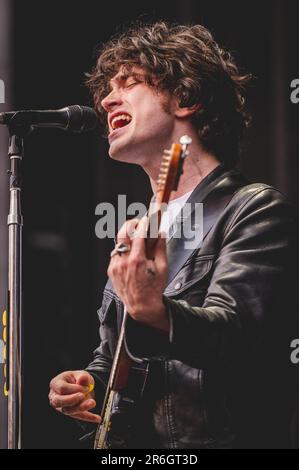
xmin=174 ymin=102 xmax=201 ymax=118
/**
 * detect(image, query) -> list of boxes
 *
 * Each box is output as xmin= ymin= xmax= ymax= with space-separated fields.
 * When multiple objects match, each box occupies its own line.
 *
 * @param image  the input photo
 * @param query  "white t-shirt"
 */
xmin=160 ymin=190 xmax=192 ymax=239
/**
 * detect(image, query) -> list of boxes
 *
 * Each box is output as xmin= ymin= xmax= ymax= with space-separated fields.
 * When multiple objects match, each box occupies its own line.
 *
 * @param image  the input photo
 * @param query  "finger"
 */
xmin=130 ymin=216 xmax=147 ymax=258
xmin=68 ymin=411 xmax=101 ymax=424
xmin=51 ymin=379 xmax=86 ymax=395
xmin=107 ymin=252 xmax=128 ymax=299
xmin=153 ymin=232 xmax=168 ymax=270
xmin=117 ymin=218 xmax=140 ymax=244
xmin=50 ymin=392 xmax=85 ymax=409
xmin=60 ymin=371 xmax=76 ymax=384
xmin=75 ymin=372 xmax=94 ymax=390
xmin=62 ymin=398 xmax=96 ymax=415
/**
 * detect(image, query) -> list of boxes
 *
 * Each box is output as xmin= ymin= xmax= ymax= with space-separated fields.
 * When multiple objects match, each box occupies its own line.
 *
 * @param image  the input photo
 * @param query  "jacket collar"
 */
xmin=166 ymin=164 xmax=248 ymax=285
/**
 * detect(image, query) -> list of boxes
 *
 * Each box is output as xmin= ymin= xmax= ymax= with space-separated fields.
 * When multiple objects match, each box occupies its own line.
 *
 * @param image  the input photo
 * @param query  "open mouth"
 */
xmin=110 ymin=113 xmax=132 ymax=131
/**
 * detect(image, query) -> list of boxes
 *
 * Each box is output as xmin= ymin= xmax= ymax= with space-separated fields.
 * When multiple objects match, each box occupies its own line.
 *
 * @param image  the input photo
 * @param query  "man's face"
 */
xmin=101 ymin=67 xmax=177 ymax=166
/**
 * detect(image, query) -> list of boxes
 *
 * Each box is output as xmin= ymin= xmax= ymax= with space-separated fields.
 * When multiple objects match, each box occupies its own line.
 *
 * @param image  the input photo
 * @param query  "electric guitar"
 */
xmin=94 ymin=135 xmax=192 ymax=449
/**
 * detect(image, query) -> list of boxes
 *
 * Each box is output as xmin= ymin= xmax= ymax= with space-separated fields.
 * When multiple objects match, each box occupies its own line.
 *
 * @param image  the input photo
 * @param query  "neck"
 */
xmin=144 ymin=139 xmax=221 ymax=201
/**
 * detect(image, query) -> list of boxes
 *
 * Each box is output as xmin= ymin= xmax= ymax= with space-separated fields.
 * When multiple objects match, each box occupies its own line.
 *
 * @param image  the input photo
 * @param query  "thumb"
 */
xmin=74 ymin=371 xmax=94 ymax=387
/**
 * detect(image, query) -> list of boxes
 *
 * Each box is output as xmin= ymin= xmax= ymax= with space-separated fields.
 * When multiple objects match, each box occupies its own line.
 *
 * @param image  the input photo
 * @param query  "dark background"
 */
xmin=3 ymin=0 xmax=299 ymax=448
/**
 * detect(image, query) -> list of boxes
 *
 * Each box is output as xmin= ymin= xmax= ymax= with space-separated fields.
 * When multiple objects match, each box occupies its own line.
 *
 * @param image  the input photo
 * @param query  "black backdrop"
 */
xmin=5 ymin=0 xmax=299 ymax=448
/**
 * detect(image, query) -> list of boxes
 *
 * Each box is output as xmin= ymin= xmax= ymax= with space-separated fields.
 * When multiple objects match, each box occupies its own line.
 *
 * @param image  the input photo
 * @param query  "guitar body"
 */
xmin=94 ymin=360 xmax=149 ymax=449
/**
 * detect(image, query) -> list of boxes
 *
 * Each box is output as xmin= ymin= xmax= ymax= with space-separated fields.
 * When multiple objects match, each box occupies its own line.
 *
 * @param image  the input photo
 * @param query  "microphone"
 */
xmin=0 ymin=105 xmax=98 ymax=133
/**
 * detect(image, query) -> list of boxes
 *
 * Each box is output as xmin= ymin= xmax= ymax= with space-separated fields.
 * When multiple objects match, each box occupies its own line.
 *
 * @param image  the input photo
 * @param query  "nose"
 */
xmin=101 ymin=89 xmax=123 ymax=113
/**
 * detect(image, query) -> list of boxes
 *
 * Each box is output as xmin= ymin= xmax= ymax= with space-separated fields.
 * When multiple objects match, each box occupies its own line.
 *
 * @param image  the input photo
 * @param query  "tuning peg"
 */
xmin=179 ymin=135 xmax=192 ymax=146
xmin=157 ymin=176 xmax=166 ymax=184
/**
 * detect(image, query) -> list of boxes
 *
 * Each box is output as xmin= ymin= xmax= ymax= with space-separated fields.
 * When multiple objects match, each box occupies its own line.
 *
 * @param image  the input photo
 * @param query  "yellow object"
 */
xmin=2 ymin=310 xmax=6 ymax=327
xmin=85 ymin=383 xmax=94 ymax=395
xmin=2 ymin=310 xmax=8 ymax=397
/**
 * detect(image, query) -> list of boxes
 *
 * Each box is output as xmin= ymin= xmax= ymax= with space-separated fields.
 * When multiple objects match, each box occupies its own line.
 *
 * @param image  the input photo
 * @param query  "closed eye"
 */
xmin=126 ymin=81 xmax=138 ymax=88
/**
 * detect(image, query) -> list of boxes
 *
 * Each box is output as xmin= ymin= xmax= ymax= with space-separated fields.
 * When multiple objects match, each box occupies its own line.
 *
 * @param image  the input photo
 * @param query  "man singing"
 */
xmin=48 ymin=22 xmax=296 ymax=449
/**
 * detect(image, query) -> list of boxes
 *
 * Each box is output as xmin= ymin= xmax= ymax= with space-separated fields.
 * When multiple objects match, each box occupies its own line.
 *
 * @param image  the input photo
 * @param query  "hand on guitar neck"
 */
xmin=107 ymin=138 xmax=191 ymax=334
xmin=107 ymin=216 xmax=169 ymax=334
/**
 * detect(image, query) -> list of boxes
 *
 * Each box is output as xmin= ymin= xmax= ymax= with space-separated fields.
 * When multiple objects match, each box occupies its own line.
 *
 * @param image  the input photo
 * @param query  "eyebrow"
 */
xmin=110 ymin=73 xmax=128 ymax=86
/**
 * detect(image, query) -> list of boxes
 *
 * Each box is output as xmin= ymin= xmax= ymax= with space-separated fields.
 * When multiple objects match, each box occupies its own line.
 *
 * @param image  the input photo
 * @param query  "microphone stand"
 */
xmin=6 ymin=126 xmax=31 ymax=449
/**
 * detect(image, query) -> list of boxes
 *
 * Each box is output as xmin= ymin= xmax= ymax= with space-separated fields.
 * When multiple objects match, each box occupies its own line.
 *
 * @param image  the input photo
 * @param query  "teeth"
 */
xmin=111 ymin=114 xmax=132 ymax=129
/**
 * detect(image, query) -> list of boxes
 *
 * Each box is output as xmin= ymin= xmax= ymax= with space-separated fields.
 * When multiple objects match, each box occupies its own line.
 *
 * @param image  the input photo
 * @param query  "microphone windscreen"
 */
xmin=67 ymin=105 xmax=98 ymax=132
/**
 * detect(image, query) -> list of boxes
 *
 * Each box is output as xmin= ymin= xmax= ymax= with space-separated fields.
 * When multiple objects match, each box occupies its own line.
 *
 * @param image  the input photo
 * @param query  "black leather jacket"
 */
xmin=86 ymin=164 xmax=297 ymax=449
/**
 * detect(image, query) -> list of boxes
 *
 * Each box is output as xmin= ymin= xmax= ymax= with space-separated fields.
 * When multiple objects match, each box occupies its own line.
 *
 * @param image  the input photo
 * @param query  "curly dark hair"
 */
xmin=86 ymin=21 xmax=252 ymax=167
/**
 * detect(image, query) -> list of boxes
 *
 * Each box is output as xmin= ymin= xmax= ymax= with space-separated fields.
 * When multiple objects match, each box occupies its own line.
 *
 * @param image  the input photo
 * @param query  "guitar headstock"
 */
xmin=156 ymin=135 xmax=192 ymax=205
xmin=146 ymin=135 xmax=192 ymax=258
